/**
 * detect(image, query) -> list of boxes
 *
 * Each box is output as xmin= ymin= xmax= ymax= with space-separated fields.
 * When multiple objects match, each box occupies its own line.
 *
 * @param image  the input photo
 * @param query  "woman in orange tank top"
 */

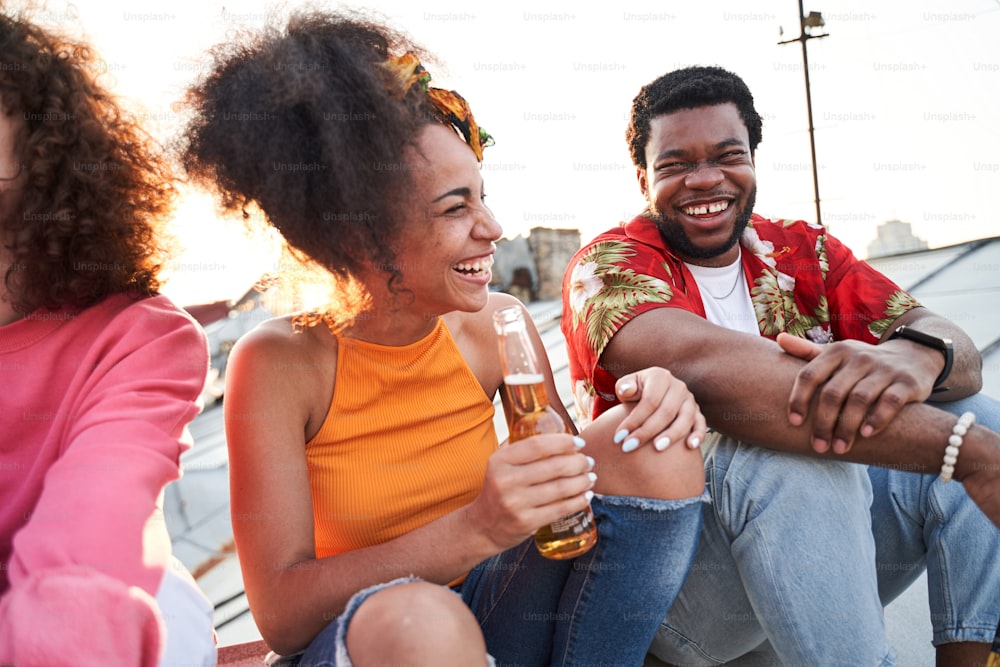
xmin=182 ymin=11 xmax=708 ymax=666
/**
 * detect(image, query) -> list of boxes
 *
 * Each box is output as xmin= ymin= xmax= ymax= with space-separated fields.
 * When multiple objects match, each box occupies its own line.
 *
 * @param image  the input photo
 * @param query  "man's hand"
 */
xmin=776 ymin=332 xmax=934 ymax=454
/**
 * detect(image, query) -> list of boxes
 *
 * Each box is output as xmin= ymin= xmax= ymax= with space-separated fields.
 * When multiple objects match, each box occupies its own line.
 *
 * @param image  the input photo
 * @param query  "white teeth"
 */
xmin=684 ymin=201 xmax=730 ymax=216
xmin=454 ymin=256 xmax=494 ymax=273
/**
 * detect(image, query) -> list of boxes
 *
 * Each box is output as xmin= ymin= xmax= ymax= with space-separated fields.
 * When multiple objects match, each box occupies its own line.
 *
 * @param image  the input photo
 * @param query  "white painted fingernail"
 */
xmin=689 ymin=436 xmax=701 ymax=449
xmin=654 ymin=436 xmax=671 ymax=451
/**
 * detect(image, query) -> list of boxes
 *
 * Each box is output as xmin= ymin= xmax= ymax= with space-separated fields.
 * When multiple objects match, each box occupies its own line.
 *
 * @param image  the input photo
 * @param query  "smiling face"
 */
xmin=387 ymin=123 xmax=502 ymax=319
xmin=638 ymin=103 xmax=757 ymax=267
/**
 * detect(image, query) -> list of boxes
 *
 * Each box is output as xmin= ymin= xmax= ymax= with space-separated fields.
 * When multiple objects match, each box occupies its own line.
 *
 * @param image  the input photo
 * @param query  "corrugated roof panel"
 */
xmin=867 ymin=245 xmax=971 ymax=290
xmin=868 ymin=238 xmax=1000 ymax=351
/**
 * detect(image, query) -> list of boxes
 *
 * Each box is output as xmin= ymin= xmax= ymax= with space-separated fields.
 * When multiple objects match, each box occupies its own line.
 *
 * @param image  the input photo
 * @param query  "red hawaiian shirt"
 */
xmin=560 ymin=212 xmax=921 ymax=423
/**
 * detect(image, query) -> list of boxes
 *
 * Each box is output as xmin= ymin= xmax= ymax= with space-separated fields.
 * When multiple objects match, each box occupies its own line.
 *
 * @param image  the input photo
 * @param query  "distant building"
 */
xmin=867 ymin=219 xmax=929 ymax=258
xmin=492 ymin=234 xmax=538 ymax=302
xmin=491 ymin=227 xmax=581 ymax=302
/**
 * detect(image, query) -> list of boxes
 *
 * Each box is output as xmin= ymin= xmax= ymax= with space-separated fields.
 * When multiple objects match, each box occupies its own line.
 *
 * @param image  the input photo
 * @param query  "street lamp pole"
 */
xmin=779 ymin=1 xmax=828 ymax=228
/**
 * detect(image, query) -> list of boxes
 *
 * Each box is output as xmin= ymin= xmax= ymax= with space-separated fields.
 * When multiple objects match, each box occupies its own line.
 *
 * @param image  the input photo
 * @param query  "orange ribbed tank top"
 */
xmin=305 ymin=319 xmax=498 ymax=559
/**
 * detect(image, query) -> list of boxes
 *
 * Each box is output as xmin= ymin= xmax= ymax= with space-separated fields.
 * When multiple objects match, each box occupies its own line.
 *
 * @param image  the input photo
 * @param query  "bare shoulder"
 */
xmin=229 ymin=316 xmax=319 ymax=373
xmin=225 ymin=315 xmax=338 ymax=438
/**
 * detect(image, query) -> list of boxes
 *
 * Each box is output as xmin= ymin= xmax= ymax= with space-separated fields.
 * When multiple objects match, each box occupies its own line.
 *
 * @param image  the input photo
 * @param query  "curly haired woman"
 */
xmin=181 ymin=10 xmax=709 ymax=666
xmin=0 ymin=10 xmax=215 ymax=666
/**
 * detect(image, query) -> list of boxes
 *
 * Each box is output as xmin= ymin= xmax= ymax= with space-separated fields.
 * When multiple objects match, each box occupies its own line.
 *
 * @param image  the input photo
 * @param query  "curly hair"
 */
xmin=626 ymin=66 xmax=764 ymax=169
xmin=181 ymin=10 xmax=445 ymax=304
xmin=0 ymin=10 xmax=176 ymax=314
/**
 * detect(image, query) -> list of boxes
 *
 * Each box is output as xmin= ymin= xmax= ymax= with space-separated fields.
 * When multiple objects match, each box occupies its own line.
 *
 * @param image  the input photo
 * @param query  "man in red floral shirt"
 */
xmin=562 ymin=65 xmax=1000 ymax=666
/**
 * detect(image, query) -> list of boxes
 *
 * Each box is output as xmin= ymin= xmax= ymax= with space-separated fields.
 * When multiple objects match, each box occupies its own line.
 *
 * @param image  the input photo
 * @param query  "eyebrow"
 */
xmin=431 ymin=180 xmax=484 ymax=203
xmin=432 ymin=187 xmax=470 ymax=202
xmin=652 ymin=138 xmax=747 ymax=163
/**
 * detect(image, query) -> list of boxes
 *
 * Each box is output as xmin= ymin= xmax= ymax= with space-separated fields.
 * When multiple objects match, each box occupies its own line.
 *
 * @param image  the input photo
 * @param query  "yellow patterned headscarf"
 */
xmin=379 ymin=52 xmax=494 ymax=162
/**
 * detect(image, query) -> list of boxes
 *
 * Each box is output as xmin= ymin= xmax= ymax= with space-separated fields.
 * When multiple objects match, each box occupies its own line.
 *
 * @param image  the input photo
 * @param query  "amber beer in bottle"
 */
xmin=493 ymin=305 xmax=597 ymax=559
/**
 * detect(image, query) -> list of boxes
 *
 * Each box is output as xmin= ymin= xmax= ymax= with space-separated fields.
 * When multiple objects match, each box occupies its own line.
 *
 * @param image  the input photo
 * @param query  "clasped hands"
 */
xmin=777 ymin=332 xmax=936 ymax=454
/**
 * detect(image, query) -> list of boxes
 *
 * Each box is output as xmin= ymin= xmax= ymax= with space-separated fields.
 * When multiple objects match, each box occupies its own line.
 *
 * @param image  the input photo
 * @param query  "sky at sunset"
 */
xmin=16 ymin=0 xmax=1000 ymax=305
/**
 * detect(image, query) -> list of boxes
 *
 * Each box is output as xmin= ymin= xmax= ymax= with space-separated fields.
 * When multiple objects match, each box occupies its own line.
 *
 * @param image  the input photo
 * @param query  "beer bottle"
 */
xmin=492 ymin=305 xmax=598 ymax=559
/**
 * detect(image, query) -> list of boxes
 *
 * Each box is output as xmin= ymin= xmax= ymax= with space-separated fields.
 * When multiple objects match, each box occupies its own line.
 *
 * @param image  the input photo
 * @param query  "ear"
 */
xmin=637 ymin=166 xmax=648 ymax=198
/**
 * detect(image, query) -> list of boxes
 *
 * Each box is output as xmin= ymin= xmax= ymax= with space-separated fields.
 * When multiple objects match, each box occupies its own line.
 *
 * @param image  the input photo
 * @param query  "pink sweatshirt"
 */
xmin=0 ymin=293 xmax=210 ymax=665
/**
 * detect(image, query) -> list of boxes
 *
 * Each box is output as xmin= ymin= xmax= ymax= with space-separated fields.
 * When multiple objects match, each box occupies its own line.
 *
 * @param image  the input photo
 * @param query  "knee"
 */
xmin=583 ymin=405 xmax=706 ymax=499
xmin=603 ymin=439 xmax=705 ymax=499
xmin=346 ymin=582 xmax=484 ymax=656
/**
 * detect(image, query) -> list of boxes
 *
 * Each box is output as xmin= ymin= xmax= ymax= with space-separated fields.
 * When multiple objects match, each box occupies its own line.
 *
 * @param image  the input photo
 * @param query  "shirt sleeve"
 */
xmin=561 ymin=230 xmax=689 ymax=422
xmin=0 ymin=296 xmax=209 ymax=666
xmin=821 ymin=231 xmax=921 ymax=341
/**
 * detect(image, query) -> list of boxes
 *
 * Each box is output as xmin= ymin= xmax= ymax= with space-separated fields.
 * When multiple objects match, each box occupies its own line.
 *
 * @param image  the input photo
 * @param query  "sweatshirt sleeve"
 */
xmin=0 ymin=296 xmax=210 ymax=666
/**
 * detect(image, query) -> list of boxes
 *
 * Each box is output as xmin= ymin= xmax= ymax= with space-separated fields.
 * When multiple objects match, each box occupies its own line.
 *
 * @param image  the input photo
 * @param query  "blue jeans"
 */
xmin=463 ymin=493 xmax=706 ymax=666
xmin=648 ymin=394 xmax=1000 ymax=667
xmin=296 ymin=492 xmax=706 ymax=666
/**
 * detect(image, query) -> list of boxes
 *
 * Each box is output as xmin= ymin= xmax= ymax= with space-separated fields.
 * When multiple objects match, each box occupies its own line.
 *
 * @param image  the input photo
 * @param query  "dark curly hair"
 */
xmin=627 ymin=66 xmax=764 ymax=169
xmin=180 ymin=10 xmax=446 ymax=303
xmin=0 ymin=10 xmax=176 ymax=314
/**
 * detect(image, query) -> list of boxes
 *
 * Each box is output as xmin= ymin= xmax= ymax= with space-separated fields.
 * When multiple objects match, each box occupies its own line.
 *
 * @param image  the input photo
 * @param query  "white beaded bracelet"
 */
xmin=940 ymin=411 xmax=975 ymax=483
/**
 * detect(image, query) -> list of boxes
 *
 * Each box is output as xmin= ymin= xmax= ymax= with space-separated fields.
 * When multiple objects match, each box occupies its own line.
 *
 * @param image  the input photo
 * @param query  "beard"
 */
xmin=649 ymin=186 xmax=757 ymax=261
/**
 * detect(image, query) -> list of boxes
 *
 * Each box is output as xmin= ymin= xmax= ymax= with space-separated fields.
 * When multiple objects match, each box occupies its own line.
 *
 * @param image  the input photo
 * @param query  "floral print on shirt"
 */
xmin=568 ymin=240 xmax=674 ymax=359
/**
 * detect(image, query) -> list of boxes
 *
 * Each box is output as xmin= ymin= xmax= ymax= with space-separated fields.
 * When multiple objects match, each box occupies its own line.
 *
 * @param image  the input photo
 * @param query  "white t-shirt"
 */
xmin=683 ymin=250 xmax=758 ymax=336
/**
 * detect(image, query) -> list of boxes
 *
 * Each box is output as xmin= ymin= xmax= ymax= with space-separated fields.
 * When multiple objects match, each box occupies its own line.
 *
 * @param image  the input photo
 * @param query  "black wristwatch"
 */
xmin=887 ymin=325 xmax=954 ymax=393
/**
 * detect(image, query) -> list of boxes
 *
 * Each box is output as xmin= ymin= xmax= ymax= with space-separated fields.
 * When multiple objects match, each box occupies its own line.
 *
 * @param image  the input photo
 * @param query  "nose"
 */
xmin=684 ymin=163 xmax=725 ymax=190
xmin=475 ymin=206 xmax=503 ymax=241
